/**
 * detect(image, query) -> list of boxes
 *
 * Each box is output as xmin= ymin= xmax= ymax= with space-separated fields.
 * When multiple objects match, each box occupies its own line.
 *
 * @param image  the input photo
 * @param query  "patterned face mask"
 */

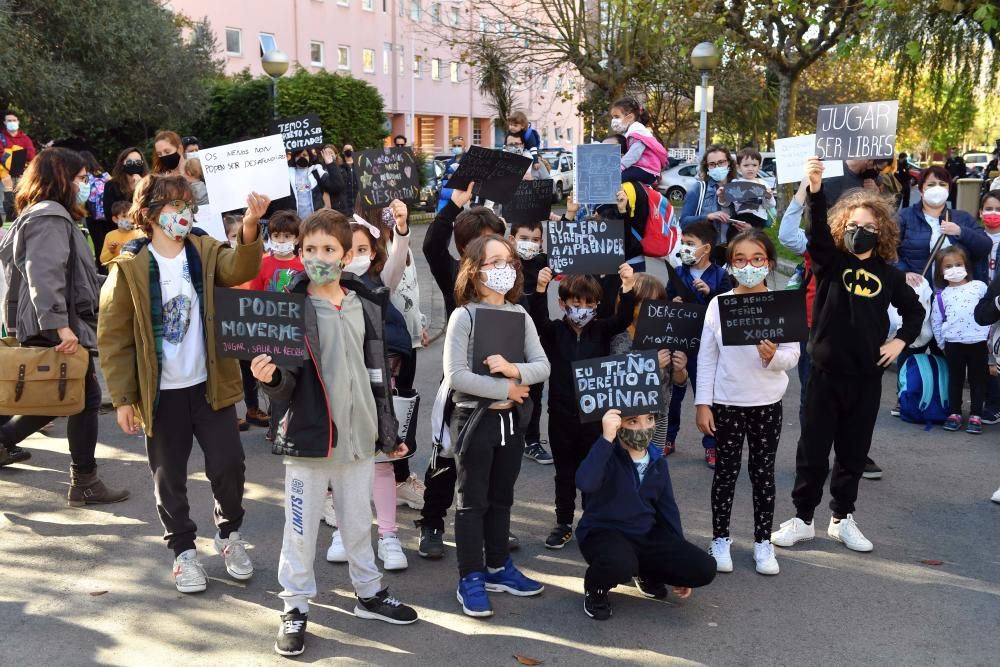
xmin=618 ymin=426 xmax=655 ymax=452
xmin=303 ymin=257 xmax=343 ymax=285
xmin=157 ymin=208 xmax=193 ymax=241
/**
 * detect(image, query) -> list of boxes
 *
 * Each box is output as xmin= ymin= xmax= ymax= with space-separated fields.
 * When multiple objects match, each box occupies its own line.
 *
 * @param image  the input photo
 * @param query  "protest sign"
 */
xmin=547 ymin=218 xmax=625 ymax=274
xmin=503 ymin=179 xmax=553 ymax=227
xmin=355 ymin=147 xmax=420 ymax=206
xmin=573 ymin=351 xmax=663 ymax=423
xmin=719 ymin=290 xmax=808 ymax=346
xmin=815 ymin=100 xmax=898 ymax=160
xmin=271 ymin=114 xmax=324 ymax=153
xmin=214 ymin=288 xmax=306 ymax=366
xmin=445 ymin=146 xmax=531 ymax=203
xmin=724 ymin=181 xmax=769 ymax=213
xmin=632 ymin=300 xmax=707 ymax=354
xmin=774 ymin=134 xmax=844 ymax=185
xmin=200 ymin=135 xmax=291 ymax=212
xmin=192 ymin=204 xmax=226 ymax=243
xmin=576 ymin=143 xmax=621 ymax=204
xmin=471 ymin=309 xmax=525 ymax=376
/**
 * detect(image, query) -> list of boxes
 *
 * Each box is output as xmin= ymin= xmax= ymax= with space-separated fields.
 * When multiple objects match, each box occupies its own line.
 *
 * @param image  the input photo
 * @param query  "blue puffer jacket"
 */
xmin=895 ymin=203 xmax=992 ymax=282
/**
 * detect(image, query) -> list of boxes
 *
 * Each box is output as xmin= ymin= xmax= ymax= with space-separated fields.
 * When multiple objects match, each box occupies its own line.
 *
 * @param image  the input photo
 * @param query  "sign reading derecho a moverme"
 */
xmin=632 ymin=300 xmax=707 ymax=353
xmin=200 ymin=134 xmax=291 ymax=212
xmin=214 ymin=288 xmax=306 ymax=366
xmin=815 ymin=100 xmax=898 ymax=160
xmin=573 ymin=351 xmax=663 ymax=423
xmin=547 ymin=218 xmax=624 ymax=274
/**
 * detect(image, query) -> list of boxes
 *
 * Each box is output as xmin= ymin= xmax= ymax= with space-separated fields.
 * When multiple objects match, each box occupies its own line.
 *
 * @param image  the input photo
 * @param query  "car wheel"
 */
xmin=666 ymin=186 xmax=686 ymax=205
xmin=554 ymin=182 xmax=564 ymax=203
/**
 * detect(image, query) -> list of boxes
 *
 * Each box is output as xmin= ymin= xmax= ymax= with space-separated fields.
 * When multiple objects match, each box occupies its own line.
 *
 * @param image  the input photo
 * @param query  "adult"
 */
xmin=0 ymin=148 xmax=129 ymax=505
xmin=504 ymin=134 xmax=549 ymax=180
xmin=182 ymin=135 xmax=200 ymax=157
xmin=680 ymin=145 xmax=736 ymax=264
xmin=896 ymin=152 xmax=913 ymax=209
xmin=103 ymin=147 xmax=148 ymax=236
xmin=2 ymin=111 xmax=37 ymax=169
xmin=982 ymin=145 xmax=1000 ymax=196
xmin=269 ymin=147 xmax=344 ymax=219
xmin=152 ymin=130 xmax=186 ymax=177
xmin=330 ymin=143 xmax=359 ymax=216
xmin=820 ymin=159 xmax=879 ymax=204
xmin=437 ymin=136 xmax=465 ymax=213
xmin=79 ymin=151 xmax=112 ymax=273
xmin=393 ymin=135 xmax=408 ymax=148
xmin=944 ymin=147 xmax=967 ymax=207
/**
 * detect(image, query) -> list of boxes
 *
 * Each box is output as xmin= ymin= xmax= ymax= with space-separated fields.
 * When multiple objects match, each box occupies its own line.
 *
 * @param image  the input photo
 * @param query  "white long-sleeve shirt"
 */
xmin=931 ymin=280 xmax=990 ymax=348
xmin=696 ymin=290 xmax=801 ymax=407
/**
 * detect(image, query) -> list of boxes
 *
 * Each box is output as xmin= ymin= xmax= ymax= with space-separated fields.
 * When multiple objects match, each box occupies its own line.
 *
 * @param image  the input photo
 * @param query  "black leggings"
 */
xmin=944 ymin=341 xmax=988 ymax=417
xmin=392 ymin=348 xmax=418 ymax=482
xmin=579 ymin=526 xmax=716 ymax=592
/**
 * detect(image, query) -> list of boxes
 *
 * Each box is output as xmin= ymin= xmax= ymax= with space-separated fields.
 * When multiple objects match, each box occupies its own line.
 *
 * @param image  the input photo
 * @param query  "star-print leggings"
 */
xmin=710 ymin=401 xmax=783 ymax=543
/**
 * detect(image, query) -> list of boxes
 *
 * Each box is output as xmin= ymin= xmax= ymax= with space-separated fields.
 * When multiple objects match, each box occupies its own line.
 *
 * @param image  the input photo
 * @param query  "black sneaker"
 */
xmin=633 ymin=576 xmax=668 ymax=599
xmin=418 ymin=525 xmax=444 ymax=559
xmin=0 ymin=446 xmax=31 ymax=468
xmin=862 ymin=458 xmax=883 ymax=480
xmin=544 ymin=524 xmax=573 ymax=550
xmin=980 ymin=407 xmax=1000 ymax=425
xmin=354 ymin=588 xmax=418 ymax=625
xmin=508 ymin=531 xmax=520 ymax=551
xmin=274 ymin=610 xmax=307 ymax=657
xmin=584 ymin=588 xmax=612 ymax=620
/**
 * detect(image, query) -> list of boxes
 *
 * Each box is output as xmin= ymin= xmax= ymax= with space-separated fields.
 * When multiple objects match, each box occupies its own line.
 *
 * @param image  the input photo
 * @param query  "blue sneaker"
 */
xmin=485 ymin=558 xmax=544 ymax=597
xmin=457 ymin=572 xmax=493 ymax=617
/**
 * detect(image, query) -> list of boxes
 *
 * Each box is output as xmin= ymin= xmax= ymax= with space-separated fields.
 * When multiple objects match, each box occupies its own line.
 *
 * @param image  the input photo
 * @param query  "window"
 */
xmin=363 ymin=48 xmax=376 ymax=73
xmin=410 ymin=0 xmax=421 ymax=20
xmin=450 ymin=61 xmax=459 ymax=82
xmin=479 ymin=16 xmax=487 ymax=32
xmin=338 ymin=45 xmax=350 ymax=70
xmin=542 ymin=76 xmax=549 ymax=91
xmin=679 ymin=165 xmax=698 ymax=177
xmin=413 ymin=54 xmax=422 ymax=78
xmin=337 ymin=0 xmax=349 ymax=5
xmin=225 ymin=28 xmax=242 ymax=56
xmin=362 ymin=0 xmax=374 ymax=9
xmin=398 ymin=0 xmax=404 ymax=16
xmin=449 ymin=6 xmax=460 ymax=26
xmin=555 ymin=76 xmax=563 ymax=92
xmin=555 ymin=126 xmax=564 ymax=140
xmin=495 ymin=21 xmax=504 ymax=34
xmin=472 ymin=124 xmax=482 ymax=146
xmin=398 ymin=44 xmax=405 ymax=74
xmin=310 ymin=41 xmax=324 ymax=66
xmin=431 ymin=2 xmax=441 ymax=23
xmin=383 ymin=42 xmax=392 ymax=74
xmin=431 ymin=58 xmax=441 ymax=80
xmin=258 ymin=33 xmax=277 ymax=56
xmin=566 ymin=127 xmax=573 ymax=142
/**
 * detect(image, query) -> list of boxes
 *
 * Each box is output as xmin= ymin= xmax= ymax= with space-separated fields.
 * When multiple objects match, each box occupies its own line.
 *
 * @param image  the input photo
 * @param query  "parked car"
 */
xmin=416 ymin=158 xmax=447 ymax=212
xmin=547 ymin=151 xmax=575 ymax=202
xmin=964 ymin=152 xmax=991 ymax=178
xmin=657 ymin=160 xmax=776 ymax=205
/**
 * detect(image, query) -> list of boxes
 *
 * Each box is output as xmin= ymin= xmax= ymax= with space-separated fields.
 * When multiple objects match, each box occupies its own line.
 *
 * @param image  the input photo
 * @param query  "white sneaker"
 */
xmin=323 ymin=490 xmax=337 ymax=527
xmin=827 ymin=514 xmax=873 ymax=552
xmin=991 ymin=486 xmax=1000 ymax=504
xmin=753 ymin=540 xmax=780 ymax=575
xmin=378 ymin=533 xmax=409 ymax=571
xmin=708 ymin=537 xmax=733 ymax=573
xmin=326 ymin=529 xmax=347 ymax=563
xmin=214 ymin=531 xmax=254 ymax=580
xmin=395 ymin=474 xmax=425 ymax=510
xmin=771 ymin=517 xmax=815 ymax=548
xmin=173 ymin=549 xmax=207 ymax=593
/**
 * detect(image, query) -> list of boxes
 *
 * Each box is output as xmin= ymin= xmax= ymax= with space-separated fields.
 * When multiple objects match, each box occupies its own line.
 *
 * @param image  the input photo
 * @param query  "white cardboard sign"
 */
xmin=193 ymin=204 xmax=226 ymax=243
xmin=201 ymin=134 xmax=290 ymax=212
xmin=774 ymin=134 xmax=844 ymax=185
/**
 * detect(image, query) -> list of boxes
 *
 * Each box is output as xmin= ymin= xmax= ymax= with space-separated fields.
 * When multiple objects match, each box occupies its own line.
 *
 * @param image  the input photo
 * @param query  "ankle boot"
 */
xmin=67 ymin=467 xmax=130 ymax=507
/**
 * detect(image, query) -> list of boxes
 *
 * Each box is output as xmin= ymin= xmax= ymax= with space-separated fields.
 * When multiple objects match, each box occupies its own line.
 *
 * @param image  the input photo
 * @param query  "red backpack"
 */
xmin=622 ymin=182 xmax=679 ymax=259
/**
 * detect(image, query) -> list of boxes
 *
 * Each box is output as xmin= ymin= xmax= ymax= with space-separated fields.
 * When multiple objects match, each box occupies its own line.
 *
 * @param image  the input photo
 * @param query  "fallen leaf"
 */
xmin=920 ymin=559 xmax=944 ymax=566
xmin=514 ymin=656 xmax=542 ymax=666
xmin=89 ymin=591 xmax=108 ymax=596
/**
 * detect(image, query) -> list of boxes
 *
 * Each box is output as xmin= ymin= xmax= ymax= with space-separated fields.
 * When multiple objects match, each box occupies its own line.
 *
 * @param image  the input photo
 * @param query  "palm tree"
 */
xmin=468 ymin=36 xmax=518 ymax=130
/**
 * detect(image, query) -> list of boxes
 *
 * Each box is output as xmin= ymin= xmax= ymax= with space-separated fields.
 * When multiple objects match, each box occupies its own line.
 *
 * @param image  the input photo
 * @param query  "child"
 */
xmin=98 ymin=176 xmax=265 ymax=593
xmin=250 ymin=209 xmax=417 ymax=657
xmin=931 ymin=246 xmax=990 ymax=434
xmin=445 ymin=234 xmax=550 ymax=618
xmin=506 ymin=111 xmax=540 ymax=161
xmin=718 ymin=148 xmax=776 ymax=230
xmin=183 ymin=157 xmax=209 ymax=206
xmin=696 ymin=230 xmax=800 ymax=575
xmin=531 ymin=265 xmax=636 ymax=550
xmin=771 ymin=157 xmax=924 ymax=554
xmin=978 ymin=190 xmax=1000 ymax=424
xmin=610 ymin=97 xmax=668 ymax=185
xmin=575 ymin=409 xmax=716 ymax=620
xmin=100 ymin=200 xmax=145 ymax=266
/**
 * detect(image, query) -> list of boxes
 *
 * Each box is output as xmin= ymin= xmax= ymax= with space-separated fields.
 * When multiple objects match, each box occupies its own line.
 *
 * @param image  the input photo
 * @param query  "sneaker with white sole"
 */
xmin=753 ymin=540 xmax=779 ymax=575
xmin=355 ymin=588 xmax=418 ymax=624
xmin=173 ymin=549 xmax=207 ymax=593
xmin=991 ymin=486 xmax=1000 ymax=504
xmin=827 ymin=514 xmax=873 ymax=552
xmin=395 ymin=473 xmax=425 ymax=510
xmin=323 ymin=490 xmax=337 ymax=527
xmin=771 ymin=517 xmax=815 ymax=547
xmin=523 ymin=441 xmax=554 ymax=464
xmin=708 ymin=537 xmax=733 ymax=573
xmin=214 ymin=532 xmax=253 ymax=581
xmin=274 ymin=610 xmax=307 ymax=656
xmin=378 ymin=533 xmax=409 ymax=571
xmin=326 ymin=528 xmax=347 ymax=563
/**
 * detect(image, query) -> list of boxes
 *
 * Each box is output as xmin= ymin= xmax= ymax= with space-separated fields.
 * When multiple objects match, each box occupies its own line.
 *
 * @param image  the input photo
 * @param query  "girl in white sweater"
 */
xmin=696 ymin=230 xmax=800 ymax=576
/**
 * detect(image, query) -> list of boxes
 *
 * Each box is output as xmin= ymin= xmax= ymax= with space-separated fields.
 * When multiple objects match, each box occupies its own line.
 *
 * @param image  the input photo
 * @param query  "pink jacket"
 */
xmin=625 ymin=123 xmax=667 ymax=176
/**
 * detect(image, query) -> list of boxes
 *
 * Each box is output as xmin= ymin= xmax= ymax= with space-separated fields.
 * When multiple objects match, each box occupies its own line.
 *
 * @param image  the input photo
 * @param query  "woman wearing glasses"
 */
xmin=680 ymin=145 xmax=738 ymax=264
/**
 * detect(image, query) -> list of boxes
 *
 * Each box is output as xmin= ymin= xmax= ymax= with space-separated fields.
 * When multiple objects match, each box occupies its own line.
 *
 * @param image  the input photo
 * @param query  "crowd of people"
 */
xmin=0 ymin=100 xmax=999 ymax=659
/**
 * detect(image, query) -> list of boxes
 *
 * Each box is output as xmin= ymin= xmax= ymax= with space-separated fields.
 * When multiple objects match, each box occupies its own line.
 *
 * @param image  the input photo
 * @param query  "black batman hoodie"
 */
xmin=806 ymin=187 xmax=924 ymax=377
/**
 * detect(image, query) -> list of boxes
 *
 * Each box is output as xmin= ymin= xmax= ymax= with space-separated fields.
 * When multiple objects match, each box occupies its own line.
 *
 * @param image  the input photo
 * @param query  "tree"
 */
xmin=464 ymin=36 xmax=519 ymax=129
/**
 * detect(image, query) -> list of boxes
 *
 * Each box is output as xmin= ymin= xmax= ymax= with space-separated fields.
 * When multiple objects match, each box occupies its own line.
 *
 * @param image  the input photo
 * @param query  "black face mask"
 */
xmin=159 ymin=152 xmax=181 ymax=171
xmin=844 ymin=227 xmax=878 ymax=255
xmin=123 ymin=160 xmax=144 ymax=176
xmin=343 ymin=149 xmax=353 ymax=158
xmin=295 ymin=156 xmax=310 ymax=168
xmin=859 ymin=168 xmax=879 ymax=181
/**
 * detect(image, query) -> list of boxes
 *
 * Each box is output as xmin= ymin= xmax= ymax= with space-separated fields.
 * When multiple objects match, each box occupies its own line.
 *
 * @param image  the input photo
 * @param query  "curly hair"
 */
xmin=827 ymin=188 xmax=899 ymax=262
xmin=129 ymin=174 xmax=193 ymax=235
xmin=454 ymin=235 xmax=523 ymax=306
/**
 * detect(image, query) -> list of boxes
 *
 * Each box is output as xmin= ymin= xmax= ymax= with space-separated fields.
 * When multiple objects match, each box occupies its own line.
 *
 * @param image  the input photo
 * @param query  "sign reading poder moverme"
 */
xmin=214 ymin=288 xmax=306 ymax=366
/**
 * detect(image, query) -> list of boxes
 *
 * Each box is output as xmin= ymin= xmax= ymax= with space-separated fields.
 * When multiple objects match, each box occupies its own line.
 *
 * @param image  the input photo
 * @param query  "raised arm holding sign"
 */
xmin=576 ymin=143 xmax=622 ymax=204
xmin=446 ymin=146 xmax=532 ymax=203
xmin=355 ymin=147 xmax=420 ymax=206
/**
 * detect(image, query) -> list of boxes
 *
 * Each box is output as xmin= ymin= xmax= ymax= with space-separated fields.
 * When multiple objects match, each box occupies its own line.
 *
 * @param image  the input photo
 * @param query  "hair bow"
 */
xmin=352 ymin=214 xmax=382 ymax=238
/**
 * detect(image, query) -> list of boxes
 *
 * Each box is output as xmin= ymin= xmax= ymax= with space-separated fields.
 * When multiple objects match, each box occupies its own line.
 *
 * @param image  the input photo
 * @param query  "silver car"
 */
xmin=658 ymin=161 xmax=777 ymax=205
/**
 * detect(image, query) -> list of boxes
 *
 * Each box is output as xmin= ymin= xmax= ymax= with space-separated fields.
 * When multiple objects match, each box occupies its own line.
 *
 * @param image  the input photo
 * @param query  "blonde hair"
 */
xmin=183 ymin=157 xmax=203 ymax=181
xmin=827 ymin=188 xmax=899 ymax=262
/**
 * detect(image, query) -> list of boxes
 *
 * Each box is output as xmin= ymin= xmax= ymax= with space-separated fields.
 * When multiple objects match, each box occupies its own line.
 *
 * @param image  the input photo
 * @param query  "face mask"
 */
xmin=185 ymin=150 xmax=199 ymax=160
xmin=157 ymin=208 xmax=193 ymax=241
xmin=708 ymin=166 xmax=729 ymax=182
xmin=504 ymin=145 xmax=524 ymax=154
xmin=271 ymin=240 xmax=296 ymax=256
xmin=5 ymin=121 xmax=18 ymax=133
xmin=515 ymin=240 xmax=541 ymax=261
xmin=76 ymin=181 xmax=91 ymax=205
xmin=295 ymin=156 xmax=310 ymax=168
xmin=343 ymin=149 xmax=353 ymax=158
xmin=345 ymin=253 xmax=372 ymax=275
xmin=304 ymin=257 xmax=343 ymax=285
xmin=451 ymin=146 xmax=463 ymax=156
xmin=124 ymin=159 xmax=145 ymax=176
xmin=923 ymin=185 xmax=949 ymax=207
xmin=677 ymin=243 xmax=704 ymax=266
xmin=843 ymin=227 xmax=878 ymax=255
xmin=565 ymin=305 xmax=597 ymax=327
xmin=610 ymin=117 xmax=628 ymax=134
xmin=158 ymin=152 xmax=181 ymax=171
xmin=480 ymin=265 xmax=517 ymax=295
xmin=981 ymin=212 xmax=1000 ymax=229
xmin=116 ymin=219 xmax=133 ymax=231
xmin=943 ymin=266 xmax=967 ymax=283
xmin=731 ymin=264 xmax=769 ymax=288
xmin=617 ymin=426 xmax=655 ymax=452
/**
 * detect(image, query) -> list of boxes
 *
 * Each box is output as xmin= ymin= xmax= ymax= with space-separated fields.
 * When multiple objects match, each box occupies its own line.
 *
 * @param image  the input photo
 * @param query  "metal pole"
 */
xmin=271 ymin=77 xmax=279 ymax=120
xmin=698 ymin=70 xmax=709 ymax=162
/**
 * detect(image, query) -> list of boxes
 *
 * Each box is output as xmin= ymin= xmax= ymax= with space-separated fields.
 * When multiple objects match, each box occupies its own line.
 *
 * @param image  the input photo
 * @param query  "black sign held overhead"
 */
xmin=271 ymin=114 xmax=324 ymax=153
xmin=503 ymin=180 xmax=553 ymax=227
xmin=719 ymin=290 xmax=808 ymax=346
xmin=547 ymin=218 xmax=625 ymax=275
xmin=471 ymin=309 xmax=526 ymax=376
xmin=445 ymin=146 xmax=532 ymax=204
xmin=214 ymin=288 xmax=307 ymax=366
xmin=632 ymin=300 xmax=707 ymax=354
xmin=576 ymin=143 xmax=621 ymax=204
xmin=356 ymin=147 xmax=420 ymax=206
xmin=573 ymin=351 xmax=664 ymax=423
xmin=815 ymin=100 xmax=898 ymax=160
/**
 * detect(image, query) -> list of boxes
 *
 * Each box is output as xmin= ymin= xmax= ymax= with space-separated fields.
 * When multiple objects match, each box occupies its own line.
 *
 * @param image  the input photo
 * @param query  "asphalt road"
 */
xmin=2 ymin=224 xmax=998 ymax=666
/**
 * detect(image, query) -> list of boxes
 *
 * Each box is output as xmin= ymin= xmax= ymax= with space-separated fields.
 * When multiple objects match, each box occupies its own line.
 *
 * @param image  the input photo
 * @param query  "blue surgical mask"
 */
xmin=76 ymin=181 xmax=91 ymax=205
xmin=451 ymin=146 xmax=463 ymax=156
xmin=5 ymin=121 xmax=18 ymax=133
xmin=708 ymin=166 xmax=730 ymax=182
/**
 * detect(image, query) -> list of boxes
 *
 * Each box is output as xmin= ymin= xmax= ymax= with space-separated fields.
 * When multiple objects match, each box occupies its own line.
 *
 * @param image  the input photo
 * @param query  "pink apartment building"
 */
xmin=169 ymin=0 xmax=585 ymax=154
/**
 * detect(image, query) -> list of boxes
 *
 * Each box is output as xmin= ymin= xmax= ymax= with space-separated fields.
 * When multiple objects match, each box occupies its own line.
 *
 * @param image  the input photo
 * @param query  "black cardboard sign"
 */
xmin=471 ymin=309 xmax=525 ymax=376
xmin=724 ymin=181 xmax=767 ymax=203
xmin=445 ymin=146 xmax=531 ymax=203
xmin=719 ymin=290 xmax=808 ymax=346
xmin=503 ymin=180 xmax=553 ymax=227
xmin=214 ymin=288 xmax=306 ymax=366
xmin=632 ymin=300 xmax=707 ymax=353
xmin=573 ymin=351 xmax=663 ymax=423
xmin=271 ymin=114 xmax=324 ymax=152
xmin=547 ymin=218 xmax=625 ymax=275
xmin=815 ymin=100 xmax=898 ymax=160
xmin=356 ymin=147 xmax=420 ymax=206
xmin=576 ymin=143 xmax=622 ymax=204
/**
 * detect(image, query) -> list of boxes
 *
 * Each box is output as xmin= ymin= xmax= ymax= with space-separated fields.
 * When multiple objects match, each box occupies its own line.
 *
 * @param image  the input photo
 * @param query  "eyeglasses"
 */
xmin=481 ymin=258 xmax=521 ymax=271
xmin=845 ymin=223 xmax=878 ymax=234
xmin=148 ymin=198 xmax=197 ymax=215
xmin=707 ymin=159 xmax=729 ymax=169
xmin=730 ymin=256 xmax=769 ymax=268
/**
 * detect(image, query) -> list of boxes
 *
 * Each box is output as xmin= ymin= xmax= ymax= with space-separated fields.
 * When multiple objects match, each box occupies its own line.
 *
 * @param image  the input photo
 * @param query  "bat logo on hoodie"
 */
xmin=841 ymin=268 xmax=883 ymax=298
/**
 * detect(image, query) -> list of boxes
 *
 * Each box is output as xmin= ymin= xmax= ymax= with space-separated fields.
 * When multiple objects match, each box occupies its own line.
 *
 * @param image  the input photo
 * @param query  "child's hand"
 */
xmin=757 ymin=339 xmax=777 ymax=364
xmin=692 ymin=278 xmax=710 ymax=296
xmin=485 ymin=354 xmax=520 ymax=379
xmin=673 ymin=296 xmax=683 ymax=303
xmin=389 ymin=199 xmax=409 ymax=234
xmin=905 ymin=272 xmax=924 ymax=289
xmin=615 ymin=189 xmax=628 ymax=214
xmin=706 ymin=210 xmax=731 ymax=223
xmin=386 ymin=442 xmax=409 ymax=459
xmin=805 ymin=156 xmax=823 ymax=192
xmin=990 ymin=363 xmax=999 ymax=378
xmin=618 ymin=263 xmax=635 ymax=292
xmin=109 ymin=242 xmax=120 ymax=252
xmin=250 ymin=354 xmax=277 ymax=384
xmin=451 ymin=181 xmax=475 ymax=208
xmin=657 ymin=349 xmax=671 ymax=369
xmin=671 ymin=350 xmax=688 ymax=373
xmin=116 ymin=405 xmax=140 ymax=435
xmin=731 ymin=220 xmax=751 ymax=231
xmin=420 ymin=328 xmax=430 ymax=347
xmin=548 ymin=212 xmax=562 ymax=222
xmin=672 ymin=586 xmax=692 ymax=600
xmin=602 ymin=408 xmax=622 ymax=442
xmin=877 ymin=338 xmax=906 ymax=367
xmin=507 ymin=381 xmax=531 ymax=403
xmin=696 ymin=405 xmax=715 ymax=435
xmin=566 ymin=192 xmax=580 ymax=219
xmin=536 ymin=267 xmax=553 ymax=293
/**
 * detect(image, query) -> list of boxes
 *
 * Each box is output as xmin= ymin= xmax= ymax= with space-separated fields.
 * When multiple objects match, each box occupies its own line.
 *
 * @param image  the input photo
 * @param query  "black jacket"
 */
xmin=335 ymin=163 xmax=360 ymax=216
xmin=423 ymin=200 xmax=462 ymax=315
xmin=267 ymin=162 xmax=345 ymax=217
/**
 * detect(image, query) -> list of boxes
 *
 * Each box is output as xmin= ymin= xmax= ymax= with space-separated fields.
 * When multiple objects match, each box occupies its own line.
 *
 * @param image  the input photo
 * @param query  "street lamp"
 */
xmin=691 ymin=42 xmax=719 ymax=162
xmin=262 ymin=49 xmax=290 ymax=120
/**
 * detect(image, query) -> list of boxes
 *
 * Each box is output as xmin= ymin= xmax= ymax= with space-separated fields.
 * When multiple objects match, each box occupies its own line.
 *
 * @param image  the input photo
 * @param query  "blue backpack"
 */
xmin=897 ymin=353 xmax=950 ymax=429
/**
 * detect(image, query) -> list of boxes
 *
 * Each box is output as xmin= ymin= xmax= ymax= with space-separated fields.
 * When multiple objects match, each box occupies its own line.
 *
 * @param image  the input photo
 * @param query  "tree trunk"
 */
xmin=775 ymin=69 xmax=799 ymax=139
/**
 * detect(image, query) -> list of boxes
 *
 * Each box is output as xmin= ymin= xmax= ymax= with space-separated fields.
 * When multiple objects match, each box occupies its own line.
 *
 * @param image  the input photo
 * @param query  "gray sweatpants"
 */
xmin=278 ymin=455 xmax=382 ymax=613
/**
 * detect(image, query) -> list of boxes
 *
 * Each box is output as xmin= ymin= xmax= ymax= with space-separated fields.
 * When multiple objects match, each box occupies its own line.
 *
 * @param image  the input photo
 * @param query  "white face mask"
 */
xmin=923 ymin=185 xmax=949 ymax=207
xmin=271 ymin=240 xmax=296 ymax=256
xmin=610 ymin=117 xmax=628 ymax=134
xmin=515 ymin=240 xmax=541 ymax=261
xmin=677 ymin=243 xmax=705 ymax=266
xmin=943 ymin=266 xmax=967 ymax=283
xmin=345 ymin=253 xmax=372 ymax=276
xmin=481 ymin=265 xmax=518 ymax=295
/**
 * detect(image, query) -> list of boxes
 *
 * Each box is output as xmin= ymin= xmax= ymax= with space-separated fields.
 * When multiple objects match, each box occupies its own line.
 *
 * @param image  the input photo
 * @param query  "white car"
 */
xmin=658 ymin=160 xmax=777 ymax=205
xmin=964 ymin=152 xmax=991 ymax=177
xmin=544 ymin=151 xmax=575 ymax=202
